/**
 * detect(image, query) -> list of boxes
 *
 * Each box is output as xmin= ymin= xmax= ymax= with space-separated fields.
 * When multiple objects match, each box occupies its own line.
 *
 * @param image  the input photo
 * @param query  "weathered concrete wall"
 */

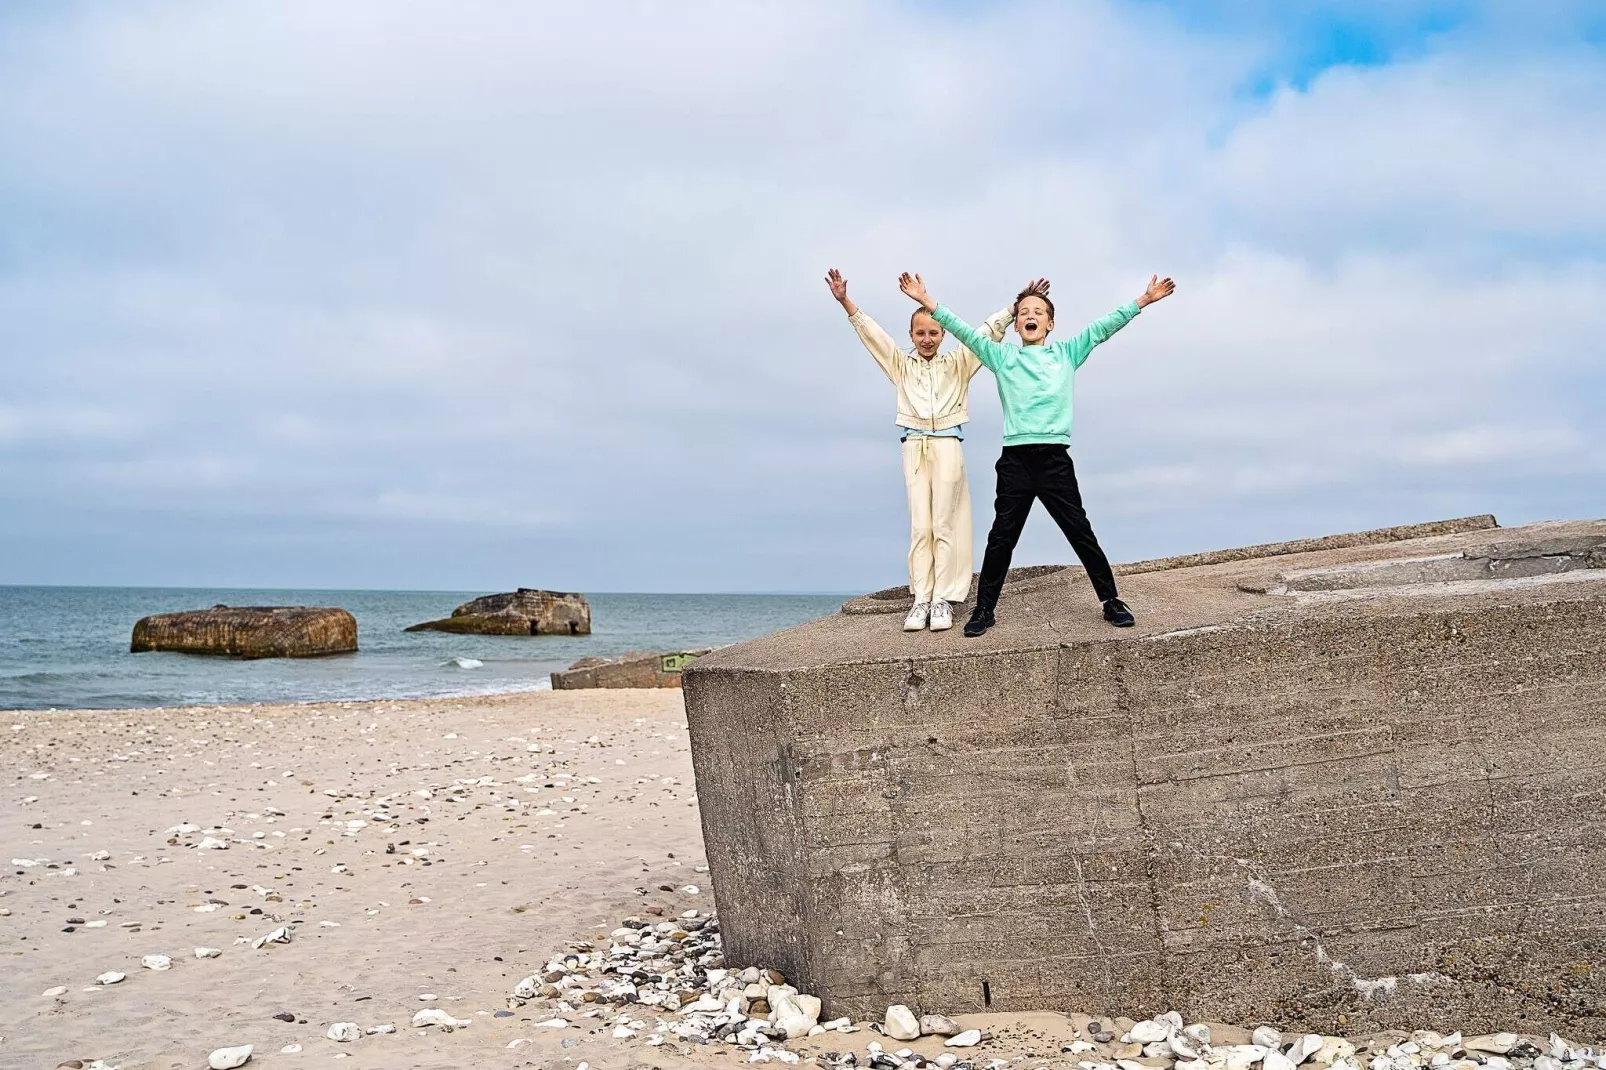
xmin=550 ymin=649 xmax=710 ymax=689
xmin=684 ymin=519 xmax=1606 ymax=1036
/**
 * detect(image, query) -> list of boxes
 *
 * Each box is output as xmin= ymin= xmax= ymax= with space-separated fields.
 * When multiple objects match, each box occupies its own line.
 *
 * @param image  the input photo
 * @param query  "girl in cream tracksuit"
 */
xmin=825 ymin=269 xmax=1044 ymax=632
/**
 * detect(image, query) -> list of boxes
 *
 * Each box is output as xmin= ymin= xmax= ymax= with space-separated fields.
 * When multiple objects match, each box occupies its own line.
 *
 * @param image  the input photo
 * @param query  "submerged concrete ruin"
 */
xmin=683 ymin=516 xmax=1606 ymax=1035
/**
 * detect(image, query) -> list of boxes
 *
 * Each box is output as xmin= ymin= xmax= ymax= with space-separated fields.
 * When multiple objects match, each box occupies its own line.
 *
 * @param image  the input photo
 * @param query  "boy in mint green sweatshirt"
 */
xmin=899 ymin=271 xmax=1175 ymax=636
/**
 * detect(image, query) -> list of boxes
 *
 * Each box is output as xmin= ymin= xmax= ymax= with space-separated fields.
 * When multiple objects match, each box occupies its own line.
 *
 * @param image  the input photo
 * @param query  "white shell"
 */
xmin=251 ymin=926 xmax=293 ymax=949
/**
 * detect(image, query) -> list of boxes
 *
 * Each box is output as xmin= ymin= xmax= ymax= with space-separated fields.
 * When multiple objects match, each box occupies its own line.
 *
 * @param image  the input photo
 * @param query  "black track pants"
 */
xmin=974 ymin=444 xmax=1119 ymax=611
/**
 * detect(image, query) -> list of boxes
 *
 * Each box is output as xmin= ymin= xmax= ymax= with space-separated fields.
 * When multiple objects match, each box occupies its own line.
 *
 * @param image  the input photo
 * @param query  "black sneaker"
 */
xmin=962 ymin=608 xmax=995 ymax=638
xmin=1102 ymin=597 xmax=1135 ymax=628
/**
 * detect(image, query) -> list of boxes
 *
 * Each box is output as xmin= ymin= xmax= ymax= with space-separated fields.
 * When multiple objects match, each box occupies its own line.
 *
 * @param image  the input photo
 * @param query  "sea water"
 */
xmin=0 ymin=586 xmax=845 ymax=711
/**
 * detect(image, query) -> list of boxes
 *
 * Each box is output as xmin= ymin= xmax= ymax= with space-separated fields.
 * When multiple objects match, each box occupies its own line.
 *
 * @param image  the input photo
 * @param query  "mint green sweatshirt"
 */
xmin=931 ymin=301 xmax=1141 ymax=447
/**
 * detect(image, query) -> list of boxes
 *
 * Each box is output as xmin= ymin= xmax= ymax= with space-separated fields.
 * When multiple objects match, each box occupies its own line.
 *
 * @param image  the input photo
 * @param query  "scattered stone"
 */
xmin=195 ymin=947 xmax=222 ymax=958
xmin=278 ymin=1044 xmax=301 ymax=1054
xmin=208 ymin=1045 xmax=253 ymax=1069
xmin=1265 ymin=1050 xmax=1297 ymax=1070
xmin=1291 ymin=1034 xmax=1324 ymax=1065
xmin=1131 ymin=1020 xmax=1172 ymax=1044
xmin=1314 ymin=1037 xmax=1356 ymax=1065
xmin=922 ymin=1014 xmax=961 ymax=1037
xmin=140 ymin=954 xmax=172 ymax=971
xmin=1254 ymin=1028 xmax=1284 ymax=1050
xmin=94 ymin=971 xmax=125 ymax=985
xmin=43 ymin=985 xmax=68 ymax=998
xmin=946 ymin=1030 xmax=982 ymax=1048
xmin=326 ymin=1022 xmax=361 ymax=1042
xmin=884 ymin=1005 xmax=920 ymax=1041
xmin=412 ymin=1008 xmax=472 ymax=1029
xmin=365 ymin=1024 xmax=396 ymax=1035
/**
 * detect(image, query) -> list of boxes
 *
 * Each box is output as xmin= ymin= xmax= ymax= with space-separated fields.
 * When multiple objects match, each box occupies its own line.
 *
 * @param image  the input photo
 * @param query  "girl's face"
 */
xmin=909 ymin=311 xmax=945 ymax=358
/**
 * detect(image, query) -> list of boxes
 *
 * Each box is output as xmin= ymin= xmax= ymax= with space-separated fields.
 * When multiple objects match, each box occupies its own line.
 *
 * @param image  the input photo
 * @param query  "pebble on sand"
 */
xmin=207 ymin=1045 xmax=253 ymax=1069
xmin=412 ymin=1008 xmax=472 ymax=1029
xmin=94 ymin=971 xmax=125 ymax=985
xmin=326 ymin=1022 xmax=361 ymax=1042
xmin=946 ymin=1029 xmax=983 ymax=1048
xmin=140 ymin=954 xmax=172 ymax=971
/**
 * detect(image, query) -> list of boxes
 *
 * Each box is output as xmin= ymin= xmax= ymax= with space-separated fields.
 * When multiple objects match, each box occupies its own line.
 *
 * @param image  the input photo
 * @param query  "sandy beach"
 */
xmin=2 ymin=689 xmax=719 ymax=1069
xmin=6 ymin=685 xmax=1592 ymax=1070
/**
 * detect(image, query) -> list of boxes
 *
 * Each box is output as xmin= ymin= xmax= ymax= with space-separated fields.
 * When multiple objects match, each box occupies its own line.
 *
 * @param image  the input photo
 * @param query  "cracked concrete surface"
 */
xmin=685 ymin=518 xmax=1606 ymax=1035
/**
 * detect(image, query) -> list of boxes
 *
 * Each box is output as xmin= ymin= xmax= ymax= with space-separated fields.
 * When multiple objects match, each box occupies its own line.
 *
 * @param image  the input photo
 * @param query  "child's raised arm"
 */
xmin=827 ymin=267 xmax=903 ymax=384
xmin=899 ymin=272 xmax=1010 ymax=371
xmin=1062 ymin=274 xmax=1176 ymax=368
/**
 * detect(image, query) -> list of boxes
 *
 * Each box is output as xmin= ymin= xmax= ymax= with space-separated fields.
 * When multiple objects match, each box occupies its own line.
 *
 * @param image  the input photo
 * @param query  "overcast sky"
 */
xmin=1 ymin=1 xmax=1602 ymax=593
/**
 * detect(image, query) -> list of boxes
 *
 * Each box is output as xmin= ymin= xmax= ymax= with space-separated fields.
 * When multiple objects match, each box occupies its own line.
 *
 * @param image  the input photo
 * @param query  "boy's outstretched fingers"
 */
xmin=1024 ymin=277 xmax=1051 ymax=297
xmin=1140 ymin=274 xmax=1176 ymax=306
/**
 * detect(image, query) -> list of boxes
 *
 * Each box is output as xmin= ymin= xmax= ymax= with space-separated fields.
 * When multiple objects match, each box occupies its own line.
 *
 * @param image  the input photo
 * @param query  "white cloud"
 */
xmin=0 ymin=1 xmax=1600 ymax=589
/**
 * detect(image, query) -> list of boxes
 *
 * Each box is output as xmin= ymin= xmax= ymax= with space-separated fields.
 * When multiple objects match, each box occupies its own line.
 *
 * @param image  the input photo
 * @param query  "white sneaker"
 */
xmin=903 ymin=601 xmax=931 ymax=631
xmin=928 ymin=600 xmax=953 ymax=631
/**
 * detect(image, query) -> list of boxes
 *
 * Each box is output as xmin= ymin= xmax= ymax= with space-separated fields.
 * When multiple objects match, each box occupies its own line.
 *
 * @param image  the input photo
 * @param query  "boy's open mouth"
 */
xmin=1024 ymin=320 xmax=1040 ymax=332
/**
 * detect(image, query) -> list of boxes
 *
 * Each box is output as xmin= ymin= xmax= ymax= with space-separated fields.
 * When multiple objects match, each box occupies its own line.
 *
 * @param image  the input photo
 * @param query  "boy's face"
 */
xmin=1015 ymin=296 xmax=1054 ymax=344
xmin=909 ymin=311 xmax=945 ymax=358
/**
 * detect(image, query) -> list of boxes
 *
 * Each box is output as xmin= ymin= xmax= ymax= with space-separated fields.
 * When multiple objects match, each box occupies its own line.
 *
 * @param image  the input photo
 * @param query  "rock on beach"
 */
xmin=405 ymin=588 xmax=590 ymax=636
xmin=130 ymin=605 xmax=357 ymax=658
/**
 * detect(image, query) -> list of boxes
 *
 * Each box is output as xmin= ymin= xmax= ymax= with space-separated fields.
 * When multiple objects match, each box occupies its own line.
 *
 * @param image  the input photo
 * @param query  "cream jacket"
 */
xmin=848 ymin=305 xmax=1014 ymax=432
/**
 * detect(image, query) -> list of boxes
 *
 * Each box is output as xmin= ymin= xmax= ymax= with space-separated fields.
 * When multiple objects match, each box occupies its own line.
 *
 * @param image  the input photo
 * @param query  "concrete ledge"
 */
xmin=685 ymin=518 xmax=1606 ymax=1035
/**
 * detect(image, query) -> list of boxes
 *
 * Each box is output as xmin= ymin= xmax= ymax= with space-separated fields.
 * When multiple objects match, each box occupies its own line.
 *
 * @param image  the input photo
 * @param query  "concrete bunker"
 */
xmin=684 ymin=516 xmax=1606 ymax=1035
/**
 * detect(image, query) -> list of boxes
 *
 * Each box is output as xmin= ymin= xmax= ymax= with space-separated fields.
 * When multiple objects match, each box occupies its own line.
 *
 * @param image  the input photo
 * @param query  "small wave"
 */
xmin=445 ymin=656 xmax=484 ymax=670
xmin=3 ymin=672 xmax=73 ymax=684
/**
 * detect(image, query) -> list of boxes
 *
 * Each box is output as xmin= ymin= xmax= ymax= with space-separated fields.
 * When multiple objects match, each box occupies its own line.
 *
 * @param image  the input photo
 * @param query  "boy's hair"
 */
xmin=1014 ymin=288 xmax=1055 ymax=319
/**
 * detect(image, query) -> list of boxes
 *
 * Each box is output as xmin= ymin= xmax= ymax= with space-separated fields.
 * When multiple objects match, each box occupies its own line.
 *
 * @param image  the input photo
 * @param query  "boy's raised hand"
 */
xmin=899 ymin=272 xmax=938 ymax=312
xmin=1137 ymin=274 xmax=1176 ymax=308
xmin=1022 ymin=277 xmax=1051 ymax=298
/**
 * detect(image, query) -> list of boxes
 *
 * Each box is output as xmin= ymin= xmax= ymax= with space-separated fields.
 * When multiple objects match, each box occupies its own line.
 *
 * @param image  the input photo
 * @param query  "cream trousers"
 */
xmin=901 ymin=435 xmax=973 ymax=604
